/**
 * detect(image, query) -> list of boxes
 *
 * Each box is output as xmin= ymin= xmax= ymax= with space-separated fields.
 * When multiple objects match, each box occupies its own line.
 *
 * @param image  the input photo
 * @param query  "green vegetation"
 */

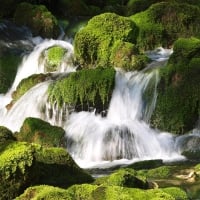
xmin=131 ymin=2 xmax=200 ymax=50
xmin=74 ymin=12 xmax=142 ymax=70
xmin=43 ymin=46 xmax=68 ymax=72
xmin=48 ymin=68 xmax=115 ymax=112
xmin=0 ymin=139 xmax=93 ymax=199
xmin=16 ymin=117 xmax=65 ymax=147
xmin=14 ymin=2 xmax=59 ymax=38
xmin=151 ymin=38 xmax=200 ymax=134
xmin=0 ymin=54 xmax=21 ymax=94
xmin=94 ymin=168 xmax=148 ymax=189
xmin=0 ymin=126 xmax=15 ymax=143
xmin=16 ymin=184 xmax=188 ymax=200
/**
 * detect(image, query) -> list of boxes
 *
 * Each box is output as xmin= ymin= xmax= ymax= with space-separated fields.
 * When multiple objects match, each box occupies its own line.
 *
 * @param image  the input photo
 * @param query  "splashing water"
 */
xmin=64 ymin=69 xmax=183 ymax=168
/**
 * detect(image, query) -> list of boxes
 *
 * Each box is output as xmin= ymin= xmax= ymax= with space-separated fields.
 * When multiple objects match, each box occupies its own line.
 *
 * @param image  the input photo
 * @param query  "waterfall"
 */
xmin=64 ymin=69 xmax=182 ymax=168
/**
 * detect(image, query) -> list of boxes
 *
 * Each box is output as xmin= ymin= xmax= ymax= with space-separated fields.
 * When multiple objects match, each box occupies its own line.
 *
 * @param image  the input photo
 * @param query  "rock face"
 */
xmin=14 ymin=2 xmax=59 ymax=38
xmin=131 ymin=2 xmax=200 ymax=50
xmin=48 ymin=67 xmax=115 ymax=114
xmin=16 ymin=117 xmax=66 ymax=147
xmin=151 ymin=37 xmax=200 ymax=134
xmin=74 ymin=12 xmax=149 ymax=71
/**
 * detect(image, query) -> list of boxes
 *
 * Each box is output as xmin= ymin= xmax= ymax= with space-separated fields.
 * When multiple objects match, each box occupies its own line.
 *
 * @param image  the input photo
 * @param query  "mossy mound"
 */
xmin=16 ymin=184 xmax=188 ymax=200
xmin=74 ymin=12 xmax=149 ymax=70
xmin=151 ymin=37 xmax=200 ymax=134
xmin=48 ymin=67 xmax=115 ymax=113
xmin=94 ymin=168 xmax=148 ymax=189
xmin=16 ymin=117 xmax=65 ymax=147
xmin=131 ymin=2 xmax=200 ymax=50
xmin=0 ymin=140 xmax=93 ymax=199
xmin=14 ymin=2 xmax=59 ymax=38
xmin=0 ymin=126 xmax=15 ymax=143
xmin=0 ymin=54 xmax=21 ymax=94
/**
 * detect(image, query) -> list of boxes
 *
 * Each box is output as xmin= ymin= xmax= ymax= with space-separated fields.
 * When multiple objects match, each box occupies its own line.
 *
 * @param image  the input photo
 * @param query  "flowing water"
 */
xmin=0 ymin=23 xmax=187 ymax=169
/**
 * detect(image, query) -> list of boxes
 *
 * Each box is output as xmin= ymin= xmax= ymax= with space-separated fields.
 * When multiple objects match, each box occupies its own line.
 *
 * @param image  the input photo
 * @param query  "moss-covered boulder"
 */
xmin=48 ymin=67 xmax=115 ymax=113
xmin=74 ymin=12 xmax=149 ymax=70
xmin=94 ymin=168 xmax=148 ymax=189
xmin=6 ymin=73 xmax=51 ymax=109
xmin=16 ymin=117 xmax=65 ymax=147
xmin=14 ymin=2 xmax=59 ymax=38
xmin=0 ymin=141 xmax=93 ymax=199
xmin=0 ymin=126 xmax=15 ymax=143
xmin=0 ymin=54 xmax=21 ymax=94
xmin=131 ymin=2 xmax=200 ymax=50
xmin=151 ymin=37 xmax=200 ymax=134
xmin=16 ymin=184 xmax=189 ymax=200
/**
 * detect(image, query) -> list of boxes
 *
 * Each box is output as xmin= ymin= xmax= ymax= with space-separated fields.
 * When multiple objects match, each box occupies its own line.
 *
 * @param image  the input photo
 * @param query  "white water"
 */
xmin=64 ymin=69 xmax=183 ymax=168
xmin=0 ymin=39 xmax=184 ymax=168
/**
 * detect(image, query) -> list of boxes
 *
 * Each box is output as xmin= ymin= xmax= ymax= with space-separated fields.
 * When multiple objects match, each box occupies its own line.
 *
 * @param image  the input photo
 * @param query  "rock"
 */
xmin=74 ymin=12 xmax=149 ymax=71
xmin=16 ymin=117 xmax=65 ymax=148
xmin=130 ymin=2 xmax=200 ymax=50
xmin=14 ymin=2 xmax=59 ymax=38
xmin=0 ymin=140 xmax=93 ymax=199
xmin=0 ymin=126 xmax=15 ymax=143
xmin=151 ymin=37 xmax=200 ymax=134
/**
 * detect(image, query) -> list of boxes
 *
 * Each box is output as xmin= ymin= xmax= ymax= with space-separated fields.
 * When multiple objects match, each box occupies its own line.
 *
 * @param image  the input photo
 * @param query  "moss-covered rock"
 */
xmin=17 ymin=183 xmax=188 ymax=200
xmin=6 ymin=73 xmax=51 ymax=109
xmin=74 ymin=12 xmax=144 ymax=70
xmin=0 ymin=140 xmax=93 ymax=199
xmin=16 ymin=117 xmax=65 ymax=147
xmin=131 ymin=2 xmax=200 ymax=50
xmin=151 ymin=37 xmax=200 ymax=134
xmin=0 ymin=126 xmax=15 ymax=143
xmin=14 ymin=2 xmax=59 ymax=38
xmin=48 ymin=67 xmax=115 ymax=113
xmin=94 ymin=168 xmax=148 ymax=189
xmin=0 ymin=54 xmax=21 ymax=94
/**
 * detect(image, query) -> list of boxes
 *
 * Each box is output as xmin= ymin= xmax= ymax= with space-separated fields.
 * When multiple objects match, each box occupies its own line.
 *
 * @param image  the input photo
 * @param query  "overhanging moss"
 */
xmin=48 ymin=68 xmax=115 ymax=113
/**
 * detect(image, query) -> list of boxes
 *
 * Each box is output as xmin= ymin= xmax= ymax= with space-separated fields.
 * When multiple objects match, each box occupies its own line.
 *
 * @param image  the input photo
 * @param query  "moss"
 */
xmin=8 ymin=73 xmax=51 ymax=109
xmin=74 ymin=12 xmax=139 ymax=69
xmin=44 ymin=46 xmax=67 ymax=72
xmin=94 ymin=168 xmax=148 ymax=189
xmin=0 ymin=54 xmax=21 ymax=94
xmin=130 ymin=2 xmax=200 ymax=50
xmin=162 ymin=187 xmax=189 ymax=200
xmin=14 ymin=2 xmax=59 ymax=38
xmin=15 ymin=185 xmax=71 ymax=200
xmin=110 ymin=40 xmax=150 ymax=70
xmin=48 ymin=67 xmax=115 ymax=112
xmin=151 ymin=38 xmax=200 ymax=134
xmin=16 ymin=117 xmax=65 ymax=147
xmin=0 ymin=140 xmax=93 ymax=199
xmin=0 ymin=126 xmax=15 ymax=143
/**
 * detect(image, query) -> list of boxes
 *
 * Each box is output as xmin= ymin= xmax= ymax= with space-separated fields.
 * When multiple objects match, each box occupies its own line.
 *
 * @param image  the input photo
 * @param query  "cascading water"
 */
xmin=64 ymin=69 xmax=182 ymax=168
xmin=0 ymin=28 xmax=184 ymax=169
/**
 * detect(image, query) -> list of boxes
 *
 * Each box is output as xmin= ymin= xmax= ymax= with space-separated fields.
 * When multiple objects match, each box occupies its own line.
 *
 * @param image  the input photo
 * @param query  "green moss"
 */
xmin=94 ymin=168 xmax=148 ymax=189
xmin=9 ymin=73 xmax=51 ymax=108
xmin=0 ymin=126 xmax=15 ymax=143
xmin=14 ymin=2 xmax=59 ymax=38
xmin=0 ymin=140 xmax=93 ymax=199
xmin=16 ymin=117 xmax=65 ymax=147
xmin=74 ymin=12 xmax=139 ymax=69
xmin=151 ymin=38 xmax=200 ymax=134
xmin=162 ymin=187 xmax=189 ymax=200
xmin=130 ymin=2 xmax=200 ymax=50
xmin=44 ymin=46 xmax=67 ymax=72
xmin=48 ymin=68 xmax=115 ymax=112
xmin=0 ymin=54 xmax=21 ymax=94
xmin=15 ymin=185 xmax=71 ymax=200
